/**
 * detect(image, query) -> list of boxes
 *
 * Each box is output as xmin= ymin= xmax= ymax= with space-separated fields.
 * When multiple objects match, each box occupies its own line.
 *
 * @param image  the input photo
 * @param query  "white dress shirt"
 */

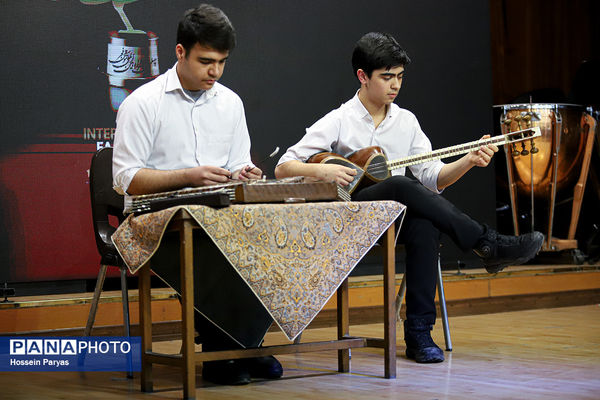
xmin=113 ymin=63 xmax=253 ymax=194
xmin=277 ymin=92 xmax=445 ymax=193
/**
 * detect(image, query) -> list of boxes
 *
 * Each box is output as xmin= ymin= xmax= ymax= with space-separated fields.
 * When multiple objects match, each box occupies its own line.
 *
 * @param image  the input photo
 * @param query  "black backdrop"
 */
xmin=0 ymin=0 xmax=494 ymax=285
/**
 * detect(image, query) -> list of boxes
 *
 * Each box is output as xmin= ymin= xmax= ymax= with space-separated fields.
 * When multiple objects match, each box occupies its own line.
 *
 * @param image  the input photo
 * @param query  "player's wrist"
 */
xmin=180 ymin=168 xmax=195 ymax=187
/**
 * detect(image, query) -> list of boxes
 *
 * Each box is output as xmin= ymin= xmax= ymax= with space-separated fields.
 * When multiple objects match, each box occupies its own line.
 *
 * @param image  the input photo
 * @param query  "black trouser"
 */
xmin=353 ymin=175 xmax=484 ymax=324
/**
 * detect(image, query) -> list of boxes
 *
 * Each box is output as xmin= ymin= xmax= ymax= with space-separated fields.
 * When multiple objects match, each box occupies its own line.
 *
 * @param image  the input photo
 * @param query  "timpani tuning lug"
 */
xmin=520 ymin=141 xmax=529 ymax=156
xmin=530 ymin=139 xmax=539 ymax=154
xmin=513 ymin=115 xmax=523 ymax=130
xmin=511 ymin=142 xmax=520 ymax=157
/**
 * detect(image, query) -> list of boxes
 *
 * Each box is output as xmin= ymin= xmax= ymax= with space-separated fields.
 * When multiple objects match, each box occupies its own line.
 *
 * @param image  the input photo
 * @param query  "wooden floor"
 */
xmin=1 ymin=304 xmax=598 ymax=399
xmin=3 ymin=264 xmax=599 ymax=336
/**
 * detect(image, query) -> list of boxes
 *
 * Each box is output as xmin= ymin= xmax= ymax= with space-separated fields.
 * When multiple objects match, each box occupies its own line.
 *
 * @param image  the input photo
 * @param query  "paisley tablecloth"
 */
xmin=112 ymin=201 xmax=404 ymax=340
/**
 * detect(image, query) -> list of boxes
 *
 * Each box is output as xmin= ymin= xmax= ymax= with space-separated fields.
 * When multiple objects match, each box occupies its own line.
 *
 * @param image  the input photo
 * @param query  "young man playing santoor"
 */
xmin=275 ymin=32 xmax=543 ymax=363
xmin=113 ymin=4 xmax=282 ymax=385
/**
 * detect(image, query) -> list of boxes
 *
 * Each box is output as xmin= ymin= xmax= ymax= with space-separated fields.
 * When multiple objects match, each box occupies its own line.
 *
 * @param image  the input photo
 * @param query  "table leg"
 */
xmin=180 ymin=217 xmax=196 ymax=399
xmin=337 ymin=278 xmax=350 ymax=372
xmin=383 ymin=224 xmax=397 ymax=378
xmin=139 ymin=263 xmax=153 ymax=392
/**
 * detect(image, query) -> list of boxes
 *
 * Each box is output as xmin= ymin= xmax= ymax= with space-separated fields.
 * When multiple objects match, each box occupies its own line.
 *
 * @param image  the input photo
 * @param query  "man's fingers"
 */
xmin=339 ymin=173 xmax=355 ymax=185
xmin=207 ymin=166 xmax=232 ymax=176
xmin=248 ymin=167 xmax=262 ymax=178
xmin=477 ymin=151 xmax=490 ymax=166
xmin=479 ymin=147 xmax=493 ymax=157
xmin=482 ymin=144 xmax=497 ymax=155
xmin=207 ymin=172 xmax=230 ymax=183
xmin=236 ymin=166 xmax=262 ymax=181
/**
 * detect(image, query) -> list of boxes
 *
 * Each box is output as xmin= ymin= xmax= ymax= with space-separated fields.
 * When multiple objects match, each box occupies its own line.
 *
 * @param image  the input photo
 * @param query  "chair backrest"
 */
xmin=89 ymin=147 xmax=124 ymax=256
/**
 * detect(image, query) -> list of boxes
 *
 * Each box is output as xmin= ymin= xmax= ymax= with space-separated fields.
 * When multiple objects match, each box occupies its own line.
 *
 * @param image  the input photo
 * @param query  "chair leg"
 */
xmin=120 ymin=267 xmax=131 ymax=338
xmin=120 ymin=266 xmax=133 ymax=379
xmin=85 ymin=264 xmax=108 ymax=336
xmin=436 ymin=258 xmax=452 ymax=351
xmin=395 ymin=273 xmax=407 ymax=323
xmin=395 ymin=257 xmax=453 ymax=351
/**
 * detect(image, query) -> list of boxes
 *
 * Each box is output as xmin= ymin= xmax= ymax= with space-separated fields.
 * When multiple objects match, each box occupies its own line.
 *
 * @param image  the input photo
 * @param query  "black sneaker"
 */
xmin=202 ymin=359 xmax=251 ymax=385
xmin=242 ymin=356 xmax=283 ymax=379
xmin=404 ymin=319 xmax=444 ymax=363
xmin=474 ymin=226 xmax=544 ymax=274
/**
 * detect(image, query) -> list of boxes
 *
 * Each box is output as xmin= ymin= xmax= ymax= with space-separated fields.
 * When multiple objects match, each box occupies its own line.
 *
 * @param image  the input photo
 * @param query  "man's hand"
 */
xmin=316 ymin=164 xmax=357 ymax=186
xmin=233 ymin=165 xmax=263 ymax=181
xmin=187 ymin=165 xmax=232 ymax=186
xmin=437 ymin=135 xmax=499 ymax=190
xmin=467 ymin=134 xmax=498 ymax=167
xmin=127 ymin=165 xmax=232 ymax=195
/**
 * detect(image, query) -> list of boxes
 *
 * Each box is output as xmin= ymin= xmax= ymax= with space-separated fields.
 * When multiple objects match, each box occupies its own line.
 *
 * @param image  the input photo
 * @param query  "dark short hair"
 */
xmin=177 ymin=4 xmax=236 ymax=55
xmin=351 ymin=32 xmax=411 ymax=79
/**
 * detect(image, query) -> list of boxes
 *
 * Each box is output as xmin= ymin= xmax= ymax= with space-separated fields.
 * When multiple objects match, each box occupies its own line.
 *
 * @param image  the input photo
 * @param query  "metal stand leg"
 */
xmin=436 ymin=259 xmax=452 ymax=351
xmin=395 ymin=255 xmax=453 ymax=351
xmin=84 ymin=264 xmax=108 ymax=336
xmin=395 ymin=273 xmax=407 ymax=323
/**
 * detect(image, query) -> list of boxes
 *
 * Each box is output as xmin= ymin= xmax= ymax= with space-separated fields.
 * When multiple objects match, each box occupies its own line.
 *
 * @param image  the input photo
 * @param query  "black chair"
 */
xmin=85 ymin=147 xmax=132 ymax=376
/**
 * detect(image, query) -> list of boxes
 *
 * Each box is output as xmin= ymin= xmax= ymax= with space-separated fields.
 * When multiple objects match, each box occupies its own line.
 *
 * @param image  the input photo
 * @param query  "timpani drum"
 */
xmin=494 ymin=103 xmax=597 ymax=252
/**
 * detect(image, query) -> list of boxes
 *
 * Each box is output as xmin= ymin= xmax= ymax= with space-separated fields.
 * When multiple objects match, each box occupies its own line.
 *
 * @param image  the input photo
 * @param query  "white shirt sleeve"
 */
xmin=224 ymin=99 xmax=254 ymax=173
xmin=407 ymin=118 xmax=445 ymax=193
xmin=112 ymin=93 xmax=156 ymax=195
xmin=277 ymin=110 xmax=341 ymax=165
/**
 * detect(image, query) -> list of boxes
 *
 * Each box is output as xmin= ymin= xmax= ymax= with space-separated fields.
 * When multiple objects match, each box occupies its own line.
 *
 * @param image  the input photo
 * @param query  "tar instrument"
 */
xmin=124 ymin=176 xmax=351 ymax=214
xmin=307 ymin=127 xmax=541 ymax=194
xmin=495 ymin=103 xmax=597 ymax=252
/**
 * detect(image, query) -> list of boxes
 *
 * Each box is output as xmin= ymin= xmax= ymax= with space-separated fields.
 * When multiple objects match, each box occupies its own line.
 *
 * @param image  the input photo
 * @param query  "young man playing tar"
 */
xmin=113 ymin=4 xmax=282 ymax=385
xmin=275 ymin=32 xmax=544 ymax=363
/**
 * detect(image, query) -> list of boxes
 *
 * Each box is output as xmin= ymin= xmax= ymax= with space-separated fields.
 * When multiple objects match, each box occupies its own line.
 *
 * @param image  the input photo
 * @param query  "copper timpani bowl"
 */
xmin=494 ymin=103 xmax=593 ymax=198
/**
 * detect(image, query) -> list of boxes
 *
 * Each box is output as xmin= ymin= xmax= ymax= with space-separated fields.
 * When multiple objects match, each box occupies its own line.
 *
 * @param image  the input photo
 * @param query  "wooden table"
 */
xmin=136 ymin=207 xmax=399 ymax=399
